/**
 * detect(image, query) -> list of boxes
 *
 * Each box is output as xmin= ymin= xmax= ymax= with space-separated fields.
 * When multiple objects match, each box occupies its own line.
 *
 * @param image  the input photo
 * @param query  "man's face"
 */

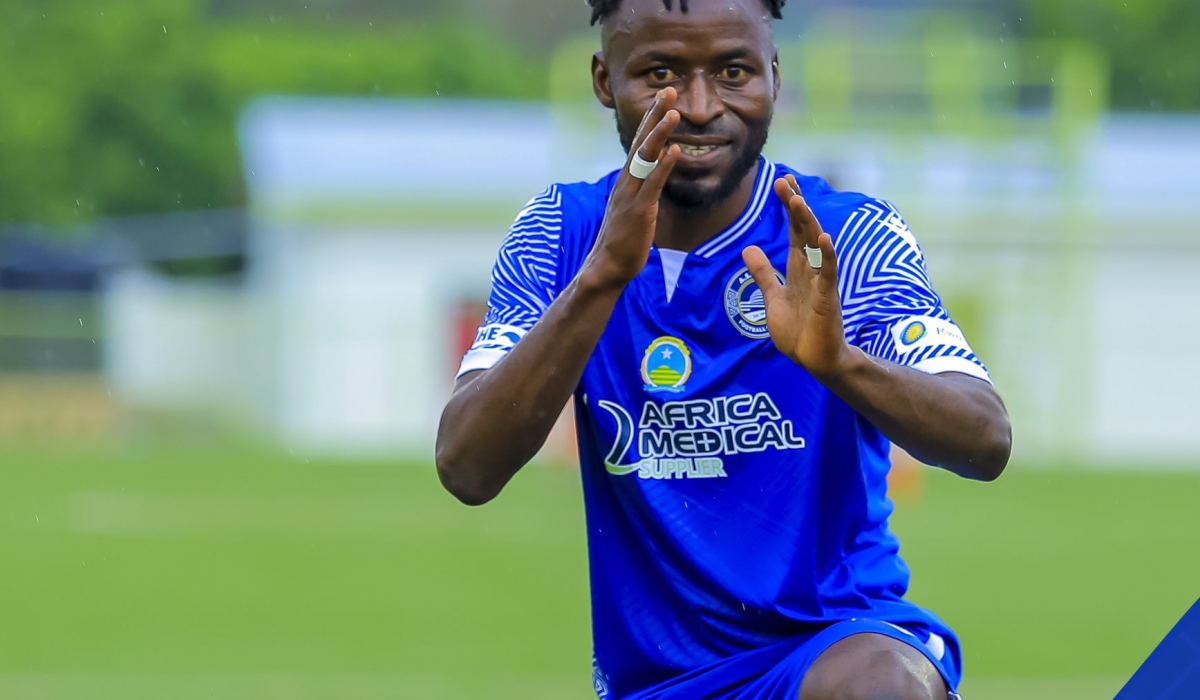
xmin=593 ymin=0 xmax=779 ymax=209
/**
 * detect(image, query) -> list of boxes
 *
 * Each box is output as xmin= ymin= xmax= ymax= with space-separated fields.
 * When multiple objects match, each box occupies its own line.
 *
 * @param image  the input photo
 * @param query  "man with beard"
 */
xmin=436 ymin=0 xmax=1012 ymax=697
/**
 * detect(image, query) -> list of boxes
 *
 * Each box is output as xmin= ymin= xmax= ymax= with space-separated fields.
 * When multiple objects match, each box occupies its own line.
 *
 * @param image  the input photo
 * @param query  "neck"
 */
xmin=653 ymin=161 xmax=762 ymax=253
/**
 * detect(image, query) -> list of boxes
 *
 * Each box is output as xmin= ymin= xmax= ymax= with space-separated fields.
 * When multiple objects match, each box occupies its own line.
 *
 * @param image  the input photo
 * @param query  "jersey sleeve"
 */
xmin=837 ymin=200 xmax=991 ymax=383
xmin=456 ymin=186 xmax=564 ymax=378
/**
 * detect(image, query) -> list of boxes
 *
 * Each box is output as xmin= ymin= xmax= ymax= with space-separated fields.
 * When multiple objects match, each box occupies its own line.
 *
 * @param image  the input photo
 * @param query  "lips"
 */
xmin=670 ymin=140 xmax=730 ymax=169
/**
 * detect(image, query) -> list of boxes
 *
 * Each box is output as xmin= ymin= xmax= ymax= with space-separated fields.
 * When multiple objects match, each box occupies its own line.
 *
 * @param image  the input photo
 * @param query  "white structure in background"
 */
xmin=107 ymin=99 xmax=614 ymax=457
xmin=240 ymin=99 xmax=623 ymax=455
xmin=104 ymin=96 xmax=1200 ymax=466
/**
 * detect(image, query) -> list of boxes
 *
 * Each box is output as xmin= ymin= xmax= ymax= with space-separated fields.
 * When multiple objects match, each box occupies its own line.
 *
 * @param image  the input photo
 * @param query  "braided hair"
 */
xmin=587 ymin=0 xmax=786 ymax=26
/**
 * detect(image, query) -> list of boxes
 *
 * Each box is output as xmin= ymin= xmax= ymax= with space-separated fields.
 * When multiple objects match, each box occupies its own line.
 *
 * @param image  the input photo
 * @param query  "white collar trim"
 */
xmin=693 ymin=158 xmax=776 ymax=259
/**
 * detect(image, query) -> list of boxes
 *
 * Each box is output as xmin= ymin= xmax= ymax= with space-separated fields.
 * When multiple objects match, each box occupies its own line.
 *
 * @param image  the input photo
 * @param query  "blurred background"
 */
xmin=1 ymin=0 xmax=1198 ymax=698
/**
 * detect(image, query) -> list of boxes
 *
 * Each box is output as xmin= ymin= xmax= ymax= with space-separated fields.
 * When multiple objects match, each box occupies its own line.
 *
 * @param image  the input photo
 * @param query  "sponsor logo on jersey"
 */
xmin=641 ymin=336 xmax=692 ymax=394
xmin=724 ymin=266 xmax=780 ymax=339
xmin=596 ymin=393 xmax=806 ymax=480
xmin=472 ymin=323 xmax=526 ymax=351
xmin=890 ymin=316 xmax=969 ymax=355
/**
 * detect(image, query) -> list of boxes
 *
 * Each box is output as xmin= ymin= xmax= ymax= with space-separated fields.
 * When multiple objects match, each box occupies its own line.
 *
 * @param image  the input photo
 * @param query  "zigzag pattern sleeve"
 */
xmin=457 ymin=186 xmax=563 ymax=378
xmin=837 ymin=200 xmax=991 ymax=383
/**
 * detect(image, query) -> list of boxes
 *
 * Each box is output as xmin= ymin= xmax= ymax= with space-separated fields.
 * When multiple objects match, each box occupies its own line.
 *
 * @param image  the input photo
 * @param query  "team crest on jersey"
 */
xmin=725 ymin=266 xmax=780 ymax=339
xmin=641 ymin=336 xmax=692 ymax=393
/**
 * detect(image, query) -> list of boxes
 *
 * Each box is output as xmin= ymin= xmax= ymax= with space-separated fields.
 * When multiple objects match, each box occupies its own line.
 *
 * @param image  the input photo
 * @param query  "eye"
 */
xmin=648 ymin=67 xmax=679 ymax=83
xmin=720 ymin=65 xmax=748 ymax=81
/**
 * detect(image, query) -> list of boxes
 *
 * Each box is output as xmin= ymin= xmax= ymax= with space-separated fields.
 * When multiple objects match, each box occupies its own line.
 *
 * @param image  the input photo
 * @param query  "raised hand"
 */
xmin=583 ymin=88 xmax=682 ymax=289
xmin=741 ymin=175 xmax=853 ymax=378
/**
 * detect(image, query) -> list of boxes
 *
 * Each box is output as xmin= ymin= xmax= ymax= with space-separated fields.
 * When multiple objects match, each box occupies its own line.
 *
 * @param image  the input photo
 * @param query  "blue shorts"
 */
xmin=631 ymin=619 xmax=962 ymax=700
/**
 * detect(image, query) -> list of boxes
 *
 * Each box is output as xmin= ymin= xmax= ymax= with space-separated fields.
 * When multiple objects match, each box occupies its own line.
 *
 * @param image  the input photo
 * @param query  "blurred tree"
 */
xmin=2 ymin=0 xmax=1197 ymax=226
xmin=1022 ymin=0 xmax=1200 ymax=111
xmin=0 ymin=0 xmax=234 ymax=225
xmin=0 ymin=0 xmax=544 ymax=226
xmin=207 ymin=0 xmax=470 ymax=22
xmin=211 ymin=21 xmax=542 ymax=99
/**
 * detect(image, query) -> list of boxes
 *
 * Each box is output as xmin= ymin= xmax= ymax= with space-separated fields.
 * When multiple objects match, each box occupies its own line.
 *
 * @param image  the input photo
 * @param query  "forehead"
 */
xmin=602 ymin=0 xmax=774 ymax=63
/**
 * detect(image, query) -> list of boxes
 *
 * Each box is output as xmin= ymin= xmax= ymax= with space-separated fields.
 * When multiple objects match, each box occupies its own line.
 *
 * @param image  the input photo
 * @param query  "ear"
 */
xmin=771 ymin=50 xmax=781 ymax=101
xmin=592 ymin=52 xmax=616 ymax=109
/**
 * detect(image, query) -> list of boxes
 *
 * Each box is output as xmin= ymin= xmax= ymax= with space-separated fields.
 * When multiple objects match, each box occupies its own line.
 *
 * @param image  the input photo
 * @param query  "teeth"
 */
xmin=678 ymin=144 xmax=716 ymax=156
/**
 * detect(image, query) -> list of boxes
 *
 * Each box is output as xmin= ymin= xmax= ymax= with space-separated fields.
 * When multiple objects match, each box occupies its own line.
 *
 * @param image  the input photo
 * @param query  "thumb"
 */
xmin=742 ymin=246 xmax=784 ymax=301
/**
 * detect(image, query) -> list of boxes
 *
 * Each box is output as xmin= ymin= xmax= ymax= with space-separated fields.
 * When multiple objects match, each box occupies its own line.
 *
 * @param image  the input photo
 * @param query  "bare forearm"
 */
xmin=815 ymin=348 xmax=1012 ymax=481
xmin=437 ymin=88 xmax=683 ymax=505
xmin=435 ymin=269 xmax=624 ymax=504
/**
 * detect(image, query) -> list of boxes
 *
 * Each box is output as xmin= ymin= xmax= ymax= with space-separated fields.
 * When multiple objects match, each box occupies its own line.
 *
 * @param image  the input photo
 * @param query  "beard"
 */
xmin=617 ymin=112 xmax=771 ymax=210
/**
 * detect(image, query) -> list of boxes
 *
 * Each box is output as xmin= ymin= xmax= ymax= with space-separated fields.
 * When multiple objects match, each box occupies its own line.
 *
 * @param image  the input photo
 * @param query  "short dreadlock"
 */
xmin=587 ymin=0 xmax=786 ymax=26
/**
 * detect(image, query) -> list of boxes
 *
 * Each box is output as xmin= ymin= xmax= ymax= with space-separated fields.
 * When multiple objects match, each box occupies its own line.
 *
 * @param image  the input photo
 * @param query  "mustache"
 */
xmin=665 ymin=113 xmax=771 ymax=146
xmin=664 ymin=118 xmax=744 ymax=143
xmin=616 ymin=110 xmax=770 ymax=153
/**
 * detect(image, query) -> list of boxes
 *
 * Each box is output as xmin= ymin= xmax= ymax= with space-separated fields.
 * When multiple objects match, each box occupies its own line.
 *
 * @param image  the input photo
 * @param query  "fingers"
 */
xmin=617 ymin=89 xmax=678 ymax=192
xmin=635 ymin=144 xmax=681 ymax=204
xmin=631 ymin=88 xmax=678 ymax=163
xmin=773 ymin=175 xmax=824 ymax=252
xmin=741 ymin=245 xmax=784 ymax=300
xmin=632 ymin=92 xmax=658 ymax=139
xmin=774 ymin=174 xmax=833 ymax=289
xmin=773 ymin=177 xmax=805 ymax=251
xmin=634 ymin=87 xmax=672 ymax=140
xmin=637 ymin=109 xmax=679 ymax=164
xmin=816 ymin=232 xmax=839 ymax=296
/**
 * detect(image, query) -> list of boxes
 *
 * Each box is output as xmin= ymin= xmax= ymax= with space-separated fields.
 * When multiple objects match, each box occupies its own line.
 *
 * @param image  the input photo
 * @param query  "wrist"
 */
xmin=578 ymin=256 xmax=634 ymax=296
xmin=810 ymin=344 xmax=870 ymax=388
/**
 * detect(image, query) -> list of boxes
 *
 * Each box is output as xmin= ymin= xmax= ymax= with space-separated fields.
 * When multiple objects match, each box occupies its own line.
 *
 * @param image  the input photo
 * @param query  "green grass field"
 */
xmin=0 ymin=442 xmax=1196 ymax=699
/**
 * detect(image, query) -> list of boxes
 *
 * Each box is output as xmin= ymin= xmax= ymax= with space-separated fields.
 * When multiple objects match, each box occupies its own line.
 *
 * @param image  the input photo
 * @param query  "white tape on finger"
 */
xmin=629 ymin=152 xmax=659 ymax=180
xmin=804 ymin=245 xmax=823 ymax=269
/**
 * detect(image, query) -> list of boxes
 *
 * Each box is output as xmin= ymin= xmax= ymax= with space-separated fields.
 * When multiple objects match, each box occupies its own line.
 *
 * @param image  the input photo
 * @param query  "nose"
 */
xmin=675 ymin=72 xmax=724 ymax=127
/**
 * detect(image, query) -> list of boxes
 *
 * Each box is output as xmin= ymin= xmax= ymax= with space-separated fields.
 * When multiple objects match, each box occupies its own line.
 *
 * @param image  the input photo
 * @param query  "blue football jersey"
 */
xmin=458 ymin=158 xmax=989 ymax=698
